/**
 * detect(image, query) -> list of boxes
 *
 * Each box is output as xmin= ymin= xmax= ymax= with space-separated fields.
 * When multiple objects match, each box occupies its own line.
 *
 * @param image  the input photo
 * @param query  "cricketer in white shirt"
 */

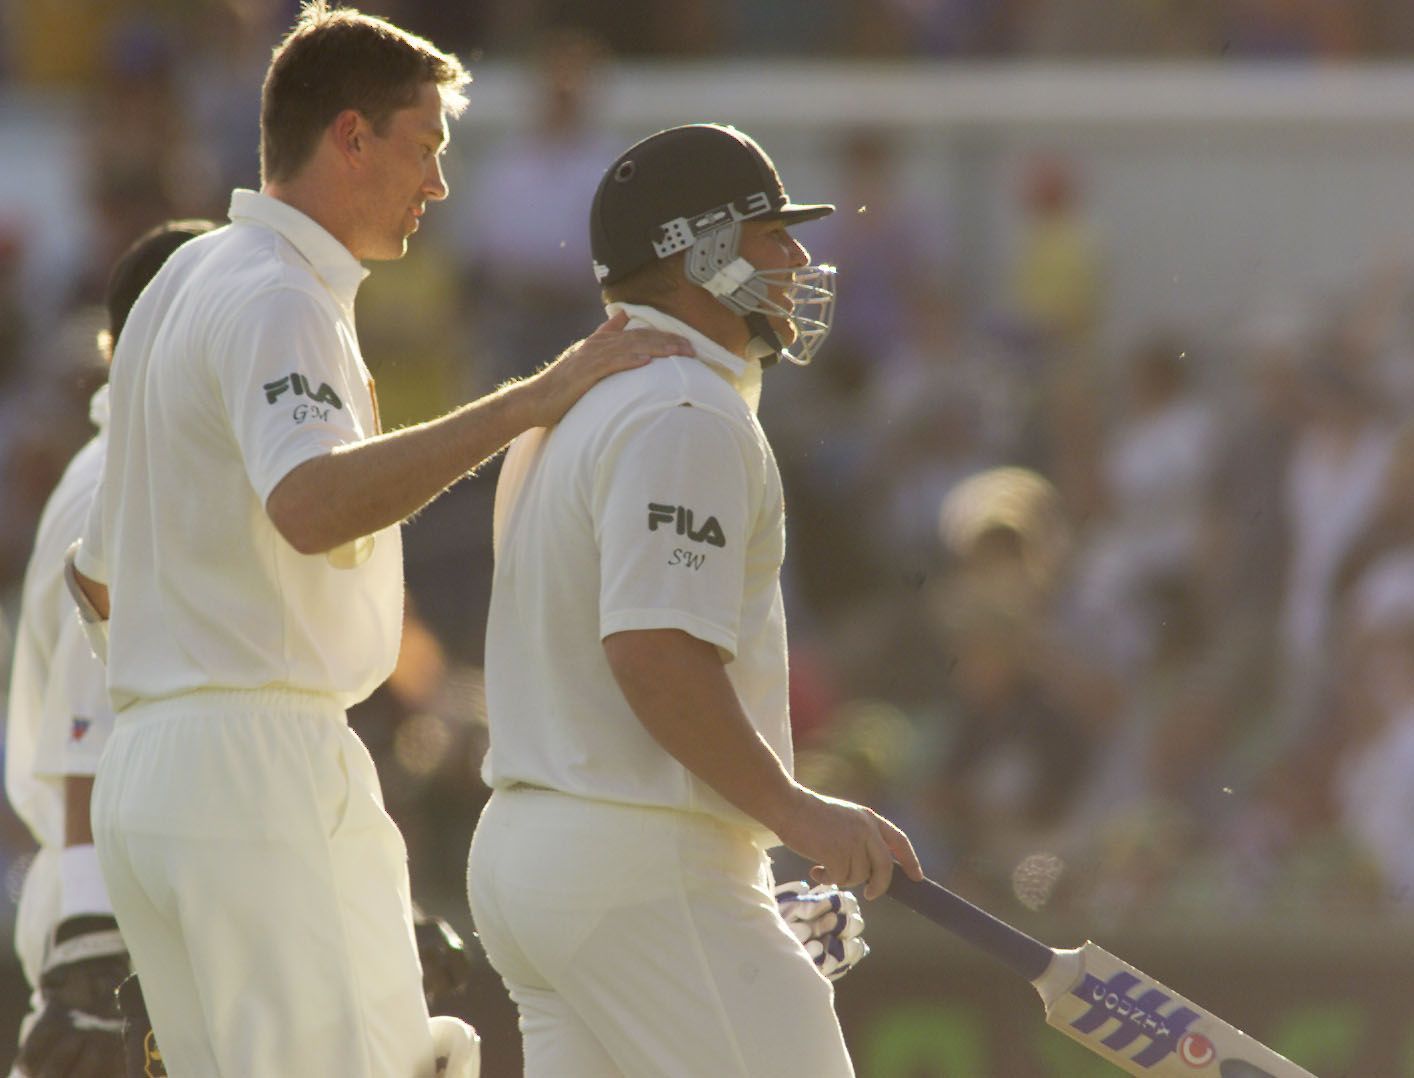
xmin=77 ymin=190 xmax=402 ymax=710
xmin=470 ymin=303 xmax=855 ymax=1076
xmin=6 ymin=388 xmax=115 ymax=993
xmin=74 ymin=190 xmax=437 ymax=1077
xmin=482 ymin=302 xmax=785 ymax=845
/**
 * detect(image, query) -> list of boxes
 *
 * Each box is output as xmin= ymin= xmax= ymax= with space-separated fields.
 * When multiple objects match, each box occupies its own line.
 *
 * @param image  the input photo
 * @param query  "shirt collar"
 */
xmin=228 ymin=189 xmax=370 ymax=308
xmin=607 ymin=302 xmax=762 ymax=412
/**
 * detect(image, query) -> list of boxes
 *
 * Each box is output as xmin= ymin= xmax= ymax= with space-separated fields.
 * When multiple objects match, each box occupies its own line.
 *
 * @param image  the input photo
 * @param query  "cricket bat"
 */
xmin=888 ymin=874 xmax=1316 ymax=1077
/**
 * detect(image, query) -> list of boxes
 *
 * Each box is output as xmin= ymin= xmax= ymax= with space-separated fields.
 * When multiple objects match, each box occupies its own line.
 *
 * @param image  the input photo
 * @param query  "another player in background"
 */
xmin=66 ymin=4 xmax=688 ymax=1077
xmin=6 ymin=221 xmax=213 ymax=1078
xmin=468 ymin=123 xmax=923 ymax=1076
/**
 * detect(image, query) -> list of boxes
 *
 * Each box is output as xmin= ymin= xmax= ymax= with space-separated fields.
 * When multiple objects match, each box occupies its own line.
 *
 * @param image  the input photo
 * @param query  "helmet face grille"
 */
xmin=681 ymin=219 xmax=837 ymax=366
xmin=745 ymin=264 xmax=838 ymax=366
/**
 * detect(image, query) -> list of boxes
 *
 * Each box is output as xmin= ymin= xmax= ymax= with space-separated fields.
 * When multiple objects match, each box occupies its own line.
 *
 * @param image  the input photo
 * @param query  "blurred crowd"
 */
xmin=2 ymin=1 xmax=1413 ymax=936
xmin=770 ymin=141 xmax=1414 ymax=929
xmin=9 ymin=0 xmax=1414 ymax=73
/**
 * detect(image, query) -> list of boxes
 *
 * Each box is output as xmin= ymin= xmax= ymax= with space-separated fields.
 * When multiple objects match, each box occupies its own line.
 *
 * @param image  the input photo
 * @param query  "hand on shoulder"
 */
xmin=511 ymin=310 xmax=694 ymax=428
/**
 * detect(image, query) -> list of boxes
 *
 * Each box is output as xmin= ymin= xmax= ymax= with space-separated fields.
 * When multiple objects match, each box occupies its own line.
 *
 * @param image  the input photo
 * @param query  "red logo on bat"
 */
xmin=1178 ymin=1032 xmax=1216 ymax=1067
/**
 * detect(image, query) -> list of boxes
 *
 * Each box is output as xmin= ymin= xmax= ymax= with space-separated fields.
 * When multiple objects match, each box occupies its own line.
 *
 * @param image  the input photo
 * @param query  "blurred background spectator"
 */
xmin=1001 ymin=151 xmax=1107 ymax=523
xmin=1274 ymin=351 xmax=1395 ymax=740
xmin=451 ymin=27 xmax=616 ymax=391
xmin=1066 ymin=332 xmax=1216 ymax=677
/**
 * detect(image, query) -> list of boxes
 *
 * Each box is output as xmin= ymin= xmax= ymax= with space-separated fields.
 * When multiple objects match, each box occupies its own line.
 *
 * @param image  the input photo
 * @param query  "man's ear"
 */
xmin=330 ymin=109 xmax=367 ymax=168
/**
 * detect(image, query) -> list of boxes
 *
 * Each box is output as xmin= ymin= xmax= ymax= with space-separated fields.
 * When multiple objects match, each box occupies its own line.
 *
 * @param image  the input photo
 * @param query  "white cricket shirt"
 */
xmin=7 ymin=389 xmax=114 ymax=853
xmin=482 ymin=303 xmax=790 ymax=846
xmin=7 ymin=389 xmax=118 ymax=986
xmin=76 ymin=190 xmax=402 ymax=711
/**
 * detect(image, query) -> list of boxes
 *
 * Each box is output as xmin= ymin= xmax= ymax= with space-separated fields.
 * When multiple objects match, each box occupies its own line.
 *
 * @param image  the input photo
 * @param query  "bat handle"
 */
xmin=888 ymin=874 xmax=1055 ymax=982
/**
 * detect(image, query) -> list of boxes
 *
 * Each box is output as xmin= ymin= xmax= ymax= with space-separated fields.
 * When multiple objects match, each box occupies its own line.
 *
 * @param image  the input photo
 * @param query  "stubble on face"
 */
xmin=360 ymin=82 xmax=450 ymax=261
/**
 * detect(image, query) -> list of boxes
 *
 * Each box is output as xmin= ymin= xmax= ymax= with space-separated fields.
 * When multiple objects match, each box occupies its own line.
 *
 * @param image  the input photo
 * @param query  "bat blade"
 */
xmin=888 ymin=876 xmax=1315 ymax=1077
xmin=1036 ymin=942 xmax=1314 ymax=1077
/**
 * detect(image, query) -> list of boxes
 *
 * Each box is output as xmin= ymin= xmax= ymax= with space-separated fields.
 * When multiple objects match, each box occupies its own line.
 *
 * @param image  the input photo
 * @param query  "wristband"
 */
xmin=59 ymin=843 xmax=114 ymax=921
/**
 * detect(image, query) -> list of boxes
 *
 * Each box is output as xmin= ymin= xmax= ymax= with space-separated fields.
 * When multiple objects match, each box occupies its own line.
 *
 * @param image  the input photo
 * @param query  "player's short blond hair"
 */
xmin=260 ymin=1 xmax=470 ymax=184
xmin=601 ymin=253 xmax=682 ymax=307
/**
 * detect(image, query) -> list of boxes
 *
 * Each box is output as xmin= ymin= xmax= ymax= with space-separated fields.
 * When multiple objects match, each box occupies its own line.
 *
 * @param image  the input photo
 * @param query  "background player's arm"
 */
xmin=602 ymin=627 xmax=922 ymax=899
xmin=18 ymin=756 xmax=127 ymax=1077
xmin=267 ymin=312 xmax=690 ymax=556
xmin=68 ymin=559 xmax=108 ymax=620
xmin=64 ymin=777 xmax=95 ymax=846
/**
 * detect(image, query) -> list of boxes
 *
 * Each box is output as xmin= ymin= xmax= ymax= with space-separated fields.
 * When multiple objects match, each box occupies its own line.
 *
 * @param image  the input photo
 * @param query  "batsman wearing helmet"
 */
xmin=468 ymin=123 xmax=924 ymax=1076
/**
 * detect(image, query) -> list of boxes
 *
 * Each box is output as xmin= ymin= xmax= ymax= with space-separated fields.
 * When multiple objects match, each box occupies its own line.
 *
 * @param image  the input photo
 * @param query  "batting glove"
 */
xmin=413 ymin=904 xmax=476 ymax=1010
xmin=430 ymin=1015 xmax=480 ymax=1078
xmin=773 ymin=881 xmax=869 ymax=982
xmin=16 ymin=915 xmax=129 ymax=1078
xmin=116 ymin=974 xmax=165 ymax=1078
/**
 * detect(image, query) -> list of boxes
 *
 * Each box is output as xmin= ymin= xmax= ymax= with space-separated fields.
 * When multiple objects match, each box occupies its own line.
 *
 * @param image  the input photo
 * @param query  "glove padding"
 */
xmin=116 ymin=974 xmax=165 ymax=1077
xmin=773 ymin=882 xmax=869 ymax=982
xmin=413 ymin=905 xmax=475 ymax=1009
xmin=430 ymin=1015 xmax=480 ymax=1078
xmin=16 ymin=916 xmax=129 ymax=1078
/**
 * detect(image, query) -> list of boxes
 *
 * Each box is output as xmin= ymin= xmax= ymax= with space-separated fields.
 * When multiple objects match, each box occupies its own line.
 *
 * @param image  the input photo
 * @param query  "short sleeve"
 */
xmin=75 ymin=490 xmax=106 ymax=584
xmin=215 ymin=288 xmax=368 ymax=503
xmin=596 ymin=404 xmax=759 ymax=658
xmin=32 ymin=612 xmax=115 ymax=779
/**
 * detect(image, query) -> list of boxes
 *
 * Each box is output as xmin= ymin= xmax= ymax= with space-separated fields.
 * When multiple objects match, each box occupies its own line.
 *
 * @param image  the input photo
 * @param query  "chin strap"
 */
xmin=745 ymin=311 xmax=784 ymax=368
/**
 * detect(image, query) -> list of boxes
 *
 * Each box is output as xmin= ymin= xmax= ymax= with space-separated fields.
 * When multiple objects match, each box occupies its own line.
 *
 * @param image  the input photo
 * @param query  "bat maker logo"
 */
xmin=141 ymin=1029 xmax=166 ymax=1076
xmin=648 ymin=502 xmax=726 ymax=547
xmin=264 ymin=372 xmax=343 ymax=410
xmin=1069 ymin=970 xmax=1205 ymax=1068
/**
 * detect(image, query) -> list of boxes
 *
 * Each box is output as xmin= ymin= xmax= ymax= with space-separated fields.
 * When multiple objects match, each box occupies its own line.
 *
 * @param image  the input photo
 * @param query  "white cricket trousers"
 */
xmin=91 ymin=689 xmax=435 ymax=1077
xmin=467 ymin=786 xmax=855 ymax=1077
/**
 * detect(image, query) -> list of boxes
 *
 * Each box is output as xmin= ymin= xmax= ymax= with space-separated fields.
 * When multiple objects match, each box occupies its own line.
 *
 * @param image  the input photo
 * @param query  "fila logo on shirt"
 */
xmin=263 ymin=372 xmax=344 ymax=409
xmin=647 ymin=502 xmax=726 ymax=547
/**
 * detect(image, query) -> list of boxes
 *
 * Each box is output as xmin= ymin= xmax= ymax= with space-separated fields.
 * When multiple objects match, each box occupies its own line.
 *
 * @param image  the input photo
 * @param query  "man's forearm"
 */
xmin=604 ymin=630 xmax=925 ymax=898
xmin=265 ymin=311 xmax=691 ymax=556
xmin=267 ymin=382 xmax=536 ymax=555
xmin=70 ymin=564 xmax=110 ymax=620
xmin=64 ymin=777 xmax=96 ymax=847
xmin=602 ymin=628 xmax=806 ymax=834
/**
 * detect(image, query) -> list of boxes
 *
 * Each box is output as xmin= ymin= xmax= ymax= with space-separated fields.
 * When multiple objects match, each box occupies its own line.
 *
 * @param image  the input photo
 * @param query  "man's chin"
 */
xmin=364 ymin=237 xmax=412 ymax=262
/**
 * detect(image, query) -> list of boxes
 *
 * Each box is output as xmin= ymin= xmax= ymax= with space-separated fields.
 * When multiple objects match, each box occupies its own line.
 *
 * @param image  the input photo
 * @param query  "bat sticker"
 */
xmin=1068 ymin=970 xmax=1201 ymax=1066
